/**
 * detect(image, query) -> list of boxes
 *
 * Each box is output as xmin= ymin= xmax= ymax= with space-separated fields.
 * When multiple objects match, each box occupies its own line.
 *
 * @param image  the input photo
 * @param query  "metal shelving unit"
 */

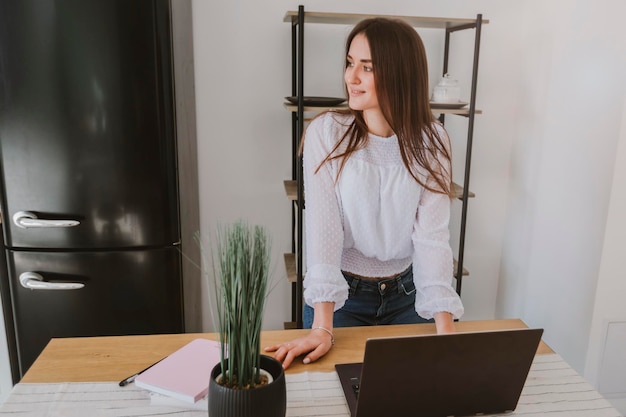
xmin=283 ymin=6 xmax=487 ymax=328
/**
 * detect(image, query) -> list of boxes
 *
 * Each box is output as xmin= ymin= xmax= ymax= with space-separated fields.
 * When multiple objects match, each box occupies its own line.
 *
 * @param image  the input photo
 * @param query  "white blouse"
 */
xmin=302 ymin=112 xmax=464 ymax=320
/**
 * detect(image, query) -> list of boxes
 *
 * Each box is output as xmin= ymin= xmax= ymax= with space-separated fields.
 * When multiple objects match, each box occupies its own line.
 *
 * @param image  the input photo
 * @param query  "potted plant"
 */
xmin=206 ymin=221 xmax=286 ymax=417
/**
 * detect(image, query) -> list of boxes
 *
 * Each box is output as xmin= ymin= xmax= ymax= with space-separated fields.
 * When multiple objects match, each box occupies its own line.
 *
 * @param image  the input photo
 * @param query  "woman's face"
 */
xmin=345 ymin=33 xmax=380 ymax=113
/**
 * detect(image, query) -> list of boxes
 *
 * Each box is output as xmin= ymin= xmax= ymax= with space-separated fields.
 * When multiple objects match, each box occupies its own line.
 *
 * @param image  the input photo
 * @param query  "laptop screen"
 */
xmin=336 ymin=328 xmax=543 ymax=417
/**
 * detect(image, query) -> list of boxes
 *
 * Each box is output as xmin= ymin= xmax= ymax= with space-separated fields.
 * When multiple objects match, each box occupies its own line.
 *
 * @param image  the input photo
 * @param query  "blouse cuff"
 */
xmin=415 ymin=288 xmax=465 ymax=320
xmin=303 ymin=264 xmax=349 ymax=311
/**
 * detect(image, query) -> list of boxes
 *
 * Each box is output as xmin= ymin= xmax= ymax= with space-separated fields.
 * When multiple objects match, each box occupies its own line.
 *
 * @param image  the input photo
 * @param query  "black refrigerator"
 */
xmin=0 ymin=0 xmax=187 ymax=379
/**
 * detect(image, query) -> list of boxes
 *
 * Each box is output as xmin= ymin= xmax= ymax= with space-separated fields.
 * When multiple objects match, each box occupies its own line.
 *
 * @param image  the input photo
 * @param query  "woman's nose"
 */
xmin=345 ymin=69 xmax=360 ymax=84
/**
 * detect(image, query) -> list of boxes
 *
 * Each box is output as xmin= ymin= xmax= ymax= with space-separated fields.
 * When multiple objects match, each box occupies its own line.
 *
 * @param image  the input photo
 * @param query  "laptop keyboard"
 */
xmin=350 ymin=377 xmax=361 ymax=398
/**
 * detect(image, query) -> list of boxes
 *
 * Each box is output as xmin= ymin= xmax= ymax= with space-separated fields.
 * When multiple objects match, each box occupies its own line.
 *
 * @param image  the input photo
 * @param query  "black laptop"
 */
xmin=335 ymin=328 xmax=543 ymax=417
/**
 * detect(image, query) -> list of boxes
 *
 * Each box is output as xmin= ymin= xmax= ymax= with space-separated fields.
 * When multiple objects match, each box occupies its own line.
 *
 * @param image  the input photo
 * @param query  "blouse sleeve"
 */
xmin=302 ymin=114 xmax=349 ymax=310
xmin=411 ymin=127 xmax=464 ymax=320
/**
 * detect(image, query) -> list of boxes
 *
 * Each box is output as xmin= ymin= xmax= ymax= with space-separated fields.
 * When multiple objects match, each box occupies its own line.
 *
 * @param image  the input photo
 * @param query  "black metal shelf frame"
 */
xmin=440 ymin=15 xmax=483 ymax=295
xmin=289 ymin=5 xmax=305 ymax=328
xmin=287 ymin=7 xmax=484 ymax=327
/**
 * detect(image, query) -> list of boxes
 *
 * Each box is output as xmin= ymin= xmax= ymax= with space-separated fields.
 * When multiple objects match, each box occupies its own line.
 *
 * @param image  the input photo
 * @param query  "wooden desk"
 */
xmin=22 ymin=319 xmax=552 ymax=383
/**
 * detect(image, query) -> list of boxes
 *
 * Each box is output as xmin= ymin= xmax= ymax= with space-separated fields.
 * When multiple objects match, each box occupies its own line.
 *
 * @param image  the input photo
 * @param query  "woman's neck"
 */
xmin=363 ymin=109 xmax=394 ymax=138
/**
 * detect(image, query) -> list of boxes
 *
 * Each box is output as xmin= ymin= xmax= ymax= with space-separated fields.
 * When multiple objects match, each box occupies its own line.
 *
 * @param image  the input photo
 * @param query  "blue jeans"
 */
xmin=303 ymin=266 xmax=433 ymax=328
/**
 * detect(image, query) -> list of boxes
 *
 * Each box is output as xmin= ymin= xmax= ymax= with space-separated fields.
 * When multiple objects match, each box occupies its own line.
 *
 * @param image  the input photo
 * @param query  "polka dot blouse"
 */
xmin=302 ymin=112 xmax=464 ymax=320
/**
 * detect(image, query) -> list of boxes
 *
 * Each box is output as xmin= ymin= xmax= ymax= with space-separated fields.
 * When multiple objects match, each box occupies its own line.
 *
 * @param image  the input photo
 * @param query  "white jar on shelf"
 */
xmin=431 ymin=74 xmax=461 ymax=103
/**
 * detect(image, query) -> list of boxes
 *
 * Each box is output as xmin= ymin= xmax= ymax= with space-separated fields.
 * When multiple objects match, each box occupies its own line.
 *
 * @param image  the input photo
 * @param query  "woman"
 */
xmin=266 ymin=18 xmax=464 ymax=369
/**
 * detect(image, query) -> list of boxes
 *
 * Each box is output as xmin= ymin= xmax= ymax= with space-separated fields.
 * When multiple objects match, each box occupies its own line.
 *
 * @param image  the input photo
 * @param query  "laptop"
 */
xmin=335 ymin=328 xmax=543 ymax=417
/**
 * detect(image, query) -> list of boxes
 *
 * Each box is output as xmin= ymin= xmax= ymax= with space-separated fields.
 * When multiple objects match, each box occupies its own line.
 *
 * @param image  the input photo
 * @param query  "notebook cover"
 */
xmin=135 ymin=338 xmax=222 ymax=403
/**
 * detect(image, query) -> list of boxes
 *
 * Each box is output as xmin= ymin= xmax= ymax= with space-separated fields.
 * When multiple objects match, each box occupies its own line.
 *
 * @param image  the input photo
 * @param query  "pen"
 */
xmin=118 ymin=357 xmax=166 ymax=387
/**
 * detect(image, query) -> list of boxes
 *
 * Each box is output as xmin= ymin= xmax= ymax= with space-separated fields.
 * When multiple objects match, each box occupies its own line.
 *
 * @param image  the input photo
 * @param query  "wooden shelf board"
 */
xmin=432 ymin=107 xmax=483 ymax=115
xmin=284 ymin=180 xmax=304 ymax=209
xmin=283 ymin=321 xmax=298 ymax=330
xmin=452 ymin=182 xmax=475 ymax=200
xmin=453 ymin=259 xmax=469 ymax=277
xmin=284 ymin=252 xmax=297 ymax=283
xmin=283 ymin=103 xmax=348 ymax=113
xmin=284 ymin=180 xmax=297 ymax=201
xmin=284 ymin=103 xmax=481 ymax=116
xmin=283 ymin=11 xmax=489 ymax=28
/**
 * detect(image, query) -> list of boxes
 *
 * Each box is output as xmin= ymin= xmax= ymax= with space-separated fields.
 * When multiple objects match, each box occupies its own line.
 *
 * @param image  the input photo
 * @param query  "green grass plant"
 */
xmin=212 ymin=221 xmax=271 ymax=389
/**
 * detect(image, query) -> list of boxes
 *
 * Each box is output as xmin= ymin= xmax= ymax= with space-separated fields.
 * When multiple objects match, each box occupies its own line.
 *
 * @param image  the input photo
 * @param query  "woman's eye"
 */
xmin=346 ymin=60 xmax=354 ymax=68
xmin=364 ymin=66 xmax=373 ymax=72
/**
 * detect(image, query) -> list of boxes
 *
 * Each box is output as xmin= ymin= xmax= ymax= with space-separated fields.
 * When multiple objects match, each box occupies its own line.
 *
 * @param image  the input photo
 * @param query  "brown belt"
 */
xmin=343 ymin=266 xmax=411 ymax=281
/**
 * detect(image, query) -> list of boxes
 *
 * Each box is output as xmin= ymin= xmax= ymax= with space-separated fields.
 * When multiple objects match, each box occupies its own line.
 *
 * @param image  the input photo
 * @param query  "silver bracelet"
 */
xmin=312 ymin=326 xmax=335 ymax=345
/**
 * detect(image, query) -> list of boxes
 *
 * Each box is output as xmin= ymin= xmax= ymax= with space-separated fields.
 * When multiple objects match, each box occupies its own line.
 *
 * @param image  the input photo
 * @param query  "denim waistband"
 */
xmin=343 ymin=266 xmax=413 ymax=296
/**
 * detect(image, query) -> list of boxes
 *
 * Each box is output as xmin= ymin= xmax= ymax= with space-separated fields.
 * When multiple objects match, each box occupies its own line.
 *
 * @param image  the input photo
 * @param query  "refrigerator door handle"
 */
xmin=19 ymin=272 xmax=85 ymax=290
xmin=12 ymin=211 xmax=80 ymax=229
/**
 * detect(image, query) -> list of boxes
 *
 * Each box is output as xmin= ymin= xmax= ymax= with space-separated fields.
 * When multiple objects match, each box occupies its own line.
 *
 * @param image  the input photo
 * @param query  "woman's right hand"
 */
xmin=265 ymin=302 xmax=335 ymax=369
xmin=264 ymin=327 xmax=334 ymax=369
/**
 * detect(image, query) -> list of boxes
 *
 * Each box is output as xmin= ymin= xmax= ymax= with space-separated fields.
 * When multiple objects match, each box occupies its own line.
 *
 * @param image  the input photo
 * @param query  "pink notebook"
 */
xmin=135 ymin=338 xmax=222 ymax=403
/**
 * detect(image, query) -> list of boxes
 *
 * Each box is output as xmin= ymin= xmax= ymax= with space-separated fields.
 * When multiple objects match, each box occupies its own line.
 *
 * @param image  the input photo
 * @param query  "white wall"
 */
xmin=495 ymin=1 xmax=626 ymax=412
xmin=191 ymin=0 xmax=294 ymax=330
xmin=496 ymin=0 xmax=626 ymax=376
xmin=584 ymin=86 xmax=626 ymax=409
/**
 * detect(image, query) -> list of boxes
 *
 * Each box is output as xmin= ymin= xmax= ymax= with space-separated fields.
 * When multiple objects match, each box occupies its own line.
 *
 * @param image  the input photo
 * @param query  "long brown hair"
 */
xmin=306 ymin=18 xmax=452 ymax=196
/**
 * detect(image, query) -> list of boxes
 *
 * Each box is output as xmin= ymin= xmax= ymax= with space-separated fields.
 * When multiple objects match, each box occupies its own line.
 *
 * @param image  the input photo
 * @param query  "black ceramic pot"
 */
xmin=208 ymin=355 xmax=286 ymax=417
